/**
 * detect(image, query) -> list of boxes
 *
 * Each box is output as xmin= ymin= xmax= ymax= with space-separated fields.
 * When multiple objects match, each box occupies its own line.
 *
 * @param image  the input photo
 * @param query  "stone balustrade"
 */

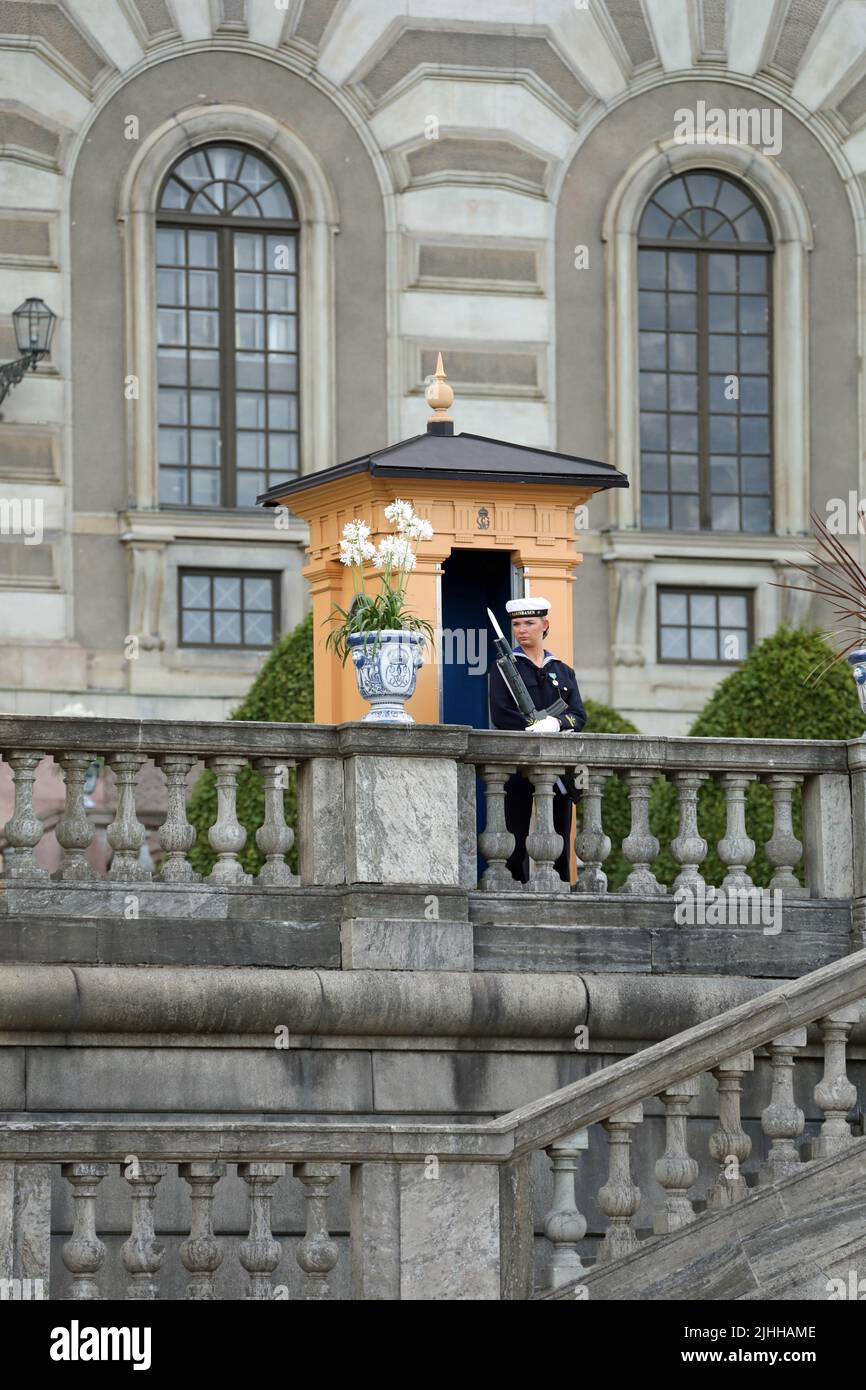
xmin=0 ymin=717 xmax=855 ymax=904
xmin=2 ymin=949 xmax=864 ymax=1300
xmin=468 ymin=729 xmax=853 ymax=899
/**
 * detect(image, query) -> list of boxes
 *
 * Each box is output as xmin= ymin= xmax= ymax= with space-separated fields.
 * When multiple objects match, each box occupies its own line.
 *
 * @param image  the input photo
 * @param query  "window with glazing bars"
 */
xmin=638 ymin=171 xmax=772 ymax=533
xmin=156 ymin=143 xmax=299 ymax=508
xmin=178 ymin=570 xmax=278 ymax=648
xmin=657 ymin=588 xmax=752 ymax=664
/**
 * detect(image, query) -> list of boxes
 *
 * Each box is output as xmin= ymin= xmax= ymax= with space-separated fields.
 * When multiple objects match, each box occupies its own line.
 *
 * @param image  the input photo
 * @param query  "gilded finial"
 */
xmin=425 ymin=352 xmax=454 ymax=424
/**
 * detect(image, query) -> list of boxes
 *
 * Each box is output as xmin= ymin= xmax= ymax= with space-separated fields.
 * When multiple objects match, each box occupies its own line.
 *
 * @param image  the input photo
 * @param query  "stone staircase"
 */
xmin=539 ymin=1138 xmax=866 ymax=1300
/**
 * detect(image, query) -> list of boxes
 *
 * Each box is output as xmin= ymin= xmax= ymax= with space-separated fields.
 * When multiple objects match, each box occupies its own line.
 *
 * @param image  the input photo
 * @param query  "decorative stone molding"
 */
xmin=126 ymin=541 xmax=165 ymax=652
xmin=611 ymin=560 xmax=646 ymax=667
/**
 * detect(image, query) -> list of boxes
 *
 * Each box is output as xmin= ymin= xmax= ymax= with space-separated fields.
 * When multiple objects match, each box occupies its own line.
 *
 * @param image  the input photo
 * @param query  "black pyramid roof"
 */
xmin=257 ymin=429 xmax=629 ymax=505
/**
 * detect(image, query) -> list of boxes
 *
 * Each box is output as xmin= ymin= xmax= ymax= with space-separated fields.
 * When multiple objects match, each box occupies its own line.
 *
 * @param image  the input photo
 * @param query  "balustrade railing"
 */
xmin=0 ymin=715 xmax=336 ymax=887
xmin=0 ymin=717 xmax=853 ymax=898
xmin=469 ymin=731 xmax=849 ymax=896
xmin=2 ymin=950 xmax=864 ymax=1300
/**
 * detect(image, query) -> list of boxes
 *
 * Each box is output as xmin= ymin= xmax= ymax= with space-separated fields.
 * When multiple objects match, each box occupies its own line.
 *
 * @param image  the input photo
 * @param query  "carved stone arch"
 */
xmin=119 ymin=105 xmax=339 ymax=507
xmin=602 ymin=138 xmax=813 ymax=534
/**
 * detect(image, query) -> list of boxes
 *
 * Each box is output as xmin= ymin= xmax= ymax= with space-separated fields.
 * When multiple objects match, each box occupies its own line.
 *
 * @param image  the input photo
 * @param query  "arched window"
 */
xmin=156 ymin=143 xmax=299 ymax=508
xmin=637 ymin=171 xmax=772 ymax=533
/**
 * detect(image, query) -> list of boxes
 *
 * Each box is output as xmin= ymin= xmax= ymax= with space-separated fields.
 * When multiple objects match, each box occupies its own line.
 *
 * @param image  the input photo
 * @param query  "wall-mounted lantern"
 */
xmin=0 ymin=298 xmax=56 ymax=408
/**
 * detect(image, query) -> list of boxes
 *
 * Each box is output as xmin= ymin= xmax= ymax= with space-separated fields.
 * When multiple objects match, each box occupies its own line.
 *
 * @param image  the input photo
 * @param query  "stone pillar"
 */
xmin=802 ymin=772 xmax=854 ymax=900
xmin=179 ymin=1161 xmax=224 ymax=1300
xmin=707 ymin=1051 xmax=753 ymax=1209
xmin=540 ymin=1130 xmax=588 ymax=1290
xmin=525 ymin=764 xmax=569 ymax=894
xmin=0 ymin=1161 xmax=51 ymax=1298
xmin=343 ymin=751 xmax=460 ymax=886
xmin=206 ymin=757 xmax=252 ymax=885
xmin=295 ymin=1162 xmax=340 ymax=1300
xmin=2 ymin=751 xmax=49 ymax=880
xmin=759 ymin=1029 xmax=806 ymax=1184
xmin=255 ymin=757 xmax=298 ymax=886
xmin=807 ymin=1007 xmax=860 ymax=1160
xmin=120 ymin=1161 xmax=166 ymax=1299
xmin=597 ymin=1105 xmax=643 ymax=1263
xmin=573 ymin=768 xmax=611 ymax=893
xmin=763 ymin=773 xmax=807 ymax=897
xmin=478 ymin=764 xmax=517 ymax=891
xmin=621 ymin=769 xmax=664 ymax=896
xmin=716 ymin=772 xmax=756 ymax=890
xmin=238 ymin=1163 xmax=285 ymax=1301
xmin=654 ymin=1075 xmax=700 ymax=1234
xmin=671 ymin=772 xmax=708 ymax=892
xmin=61 ymin=1163 xmax=108 ymax=1300
xmin=350 ymin=1163 xmax=401 ymax=1302
xmin=399 ymin=1161 xmax=502 ymax=1301
xmin=297 ymin=757 xmax=345 ymax=886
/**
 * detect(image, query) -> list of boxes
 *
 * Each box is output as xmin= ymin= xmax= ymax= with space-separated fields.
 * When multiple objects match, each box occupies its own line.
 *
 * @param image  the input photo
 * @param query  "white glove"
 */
xmin=527 ymin=715 xmax=561 ymax=734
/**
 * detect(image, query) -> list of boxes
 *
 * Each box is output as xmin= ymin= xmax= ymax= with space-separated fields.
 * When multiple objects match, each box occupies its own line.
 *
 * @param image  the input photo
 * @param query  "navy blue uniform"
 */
xmin=488 ymin=648 xmax=587 ymax=884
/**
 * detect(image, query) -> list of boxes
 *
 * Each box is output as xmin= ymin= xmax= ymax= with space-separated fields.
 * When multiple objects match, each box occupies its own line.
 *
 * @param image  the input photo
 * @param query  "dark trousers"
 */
xmin=504 ymin=771 xmax=573 ymax=885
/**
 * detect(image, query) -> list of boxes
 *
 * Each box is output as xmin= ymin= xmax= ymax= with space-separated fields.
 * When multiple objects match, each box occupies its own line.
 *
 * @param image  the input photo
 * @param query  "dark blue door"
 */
xmin=441 ymin=549 xmax=513 ymax=881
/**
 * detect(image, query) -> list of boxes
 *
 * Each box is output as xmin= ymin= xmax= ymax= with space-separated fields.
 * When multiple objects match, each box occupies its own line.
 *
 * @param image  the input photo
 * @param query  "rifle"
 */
xmin=487 ymin=607 xmax=569 ymax=724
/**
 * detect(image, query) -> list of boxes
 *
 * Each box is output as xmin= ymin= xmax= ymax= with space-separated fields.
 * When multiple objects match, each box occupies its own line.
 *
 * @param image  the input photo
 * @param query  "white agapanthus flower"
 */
xmin=405 ymin=517 xmax=434 ymax=541
xmin=384 ymin=499 xmax=415 ymax=532
xmin=342 ymin=518 xmax=371 ymax=543
xmin=339 ymin=539 xmax=362 ymax=566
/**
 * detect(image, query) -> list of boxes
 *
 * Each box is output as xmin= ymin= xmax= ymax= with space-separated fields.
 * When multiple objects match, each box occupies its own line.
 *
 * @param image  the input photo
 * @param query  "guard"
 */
xmin=488 ymin=596 xmax=587 ymax=884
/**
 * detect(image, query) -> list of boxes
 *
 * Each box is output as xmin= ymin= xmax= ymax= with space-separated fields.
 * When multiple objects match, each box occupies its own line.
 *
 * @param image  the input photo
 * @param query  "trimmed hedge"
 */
xmin=186 ymin=611 xmax=314 ymax=878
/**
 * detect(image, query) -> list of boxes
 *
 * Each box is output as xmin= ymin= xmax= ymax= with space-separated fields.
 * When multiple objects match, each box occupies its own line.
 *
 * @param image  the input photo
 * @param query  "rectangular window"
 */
xmin=157 ymin=225 xmax=299 ymax=507
xmin=657 ymin=587 xmax=751 ymax=664
xmin=178 ymin=569 xmax=278 ymax=648
xmin=638 ymin=248 xmax=771 ymax=533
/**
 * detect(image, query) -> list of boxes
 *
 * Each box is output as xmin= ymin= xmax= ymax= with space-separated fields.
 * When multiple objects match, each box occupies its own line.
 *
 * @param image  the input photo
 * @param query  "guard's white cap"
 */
xmin=506 ymin=597 xmax=551 ymax=618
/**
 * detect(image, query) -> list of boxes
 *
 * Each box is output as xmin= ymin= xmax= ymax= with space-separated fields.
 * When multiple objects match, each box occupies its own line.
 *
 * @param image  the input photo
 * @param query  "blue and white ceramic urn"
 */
xmin=348 ymin=629 xmax=426 ymax=722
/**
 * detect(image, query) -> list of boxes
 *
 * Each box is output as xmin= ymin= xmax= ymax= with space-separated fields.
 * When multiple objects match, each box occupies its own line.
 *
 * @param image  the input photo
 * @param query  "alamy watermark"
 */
xmin=0 ymin=496 xmax=43 ymax=545
xmin=673 ymin=884 xmax=782 ymax=935
xmin=673 ymin=100 xmax=782 ymax=157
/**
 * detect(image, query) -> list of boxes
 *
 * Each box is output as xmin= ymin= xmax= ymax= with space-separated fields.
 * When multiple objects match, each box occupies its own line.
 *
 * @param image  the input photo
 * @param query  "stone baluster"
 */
xmin=808 ymin=1007 xmax=860 ymax=1159
xmin=573 ymin=767 xmax=612 ymax=893
xmin=179 ymin=1161 xmax=225 ymax=1299
xmin=61 ymin=1163 xmax=109 ymax=1299
xmin=156 ymin=754 xmax=200 ymax=882
xmin=239 ymin=1163 xmax=284 ymax=1299
xmin=106 ymin=753 xmax=150 ymax=881
xmin=763 ymin=774 xmax=807 ymax=897
xmin=759 ymin=1029 xmax=806 ymax=1184
xmin=121 ymin=1161 xmax=166 ymax=1299
xmin=717 ymin=772 xmax=756 ymax=890
xmin=478 ymin=764 xmax=517 ymax=890
xmin=2 ymin=749 xmax=49 ymax=879
xmin=707 ymin=1050 xmax=754 ymax=1209
xmin=255 ymin=758 xmax=299 ymax=886
xmin=525 ymin=764 xmax=569 ymax=894
xmin=654 ymin=1075 xmax=701 ymax=1233
xmin=670 ymin=772 xmax=708 ymax=893
xmin=621 ymin=768 xmax=665 ymax=895
xmin=53 ymin=751 xmax=97 ymax=881
xmin=207 ymin=757 xmax=252 ymax=885
xmin=295 ymin=1163 xmax=340 ymax=1299
xmin=540 ymin=1130 xmax=588 ymax=1290
xmin=597 ymin=1104 xmax=643 ymax=1263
